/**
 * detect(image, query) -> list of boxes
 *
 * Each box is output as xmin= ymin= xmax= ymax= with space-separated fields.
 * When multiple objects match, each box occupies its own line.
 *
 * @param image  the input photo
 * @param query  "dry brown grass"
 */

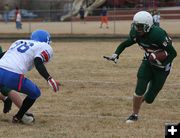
xmin=0 ymin=40 xmax=179 ymax=138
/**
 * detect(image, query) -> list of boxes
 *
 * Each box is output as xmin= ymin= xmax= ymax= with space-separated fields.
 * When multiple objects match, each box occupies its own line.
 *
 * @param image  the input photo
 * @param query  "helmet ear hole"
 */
xmin=31 ymin=30 xmax=51 ymax=44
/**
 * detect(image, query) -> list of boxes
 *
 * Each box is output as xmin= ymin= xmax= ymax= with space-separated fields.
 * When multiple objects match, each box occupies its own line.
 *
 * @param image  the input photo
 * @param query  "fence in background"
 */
xmin=0 ymin=7 xmax=180 ymax=36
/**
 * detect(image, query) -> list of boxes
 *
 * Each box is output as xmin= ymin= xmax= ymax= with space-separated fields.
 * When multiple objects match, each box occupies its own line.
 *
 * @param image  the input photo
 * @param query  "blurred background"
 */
xmin=0 ymin=0 xmax=179 ymax=36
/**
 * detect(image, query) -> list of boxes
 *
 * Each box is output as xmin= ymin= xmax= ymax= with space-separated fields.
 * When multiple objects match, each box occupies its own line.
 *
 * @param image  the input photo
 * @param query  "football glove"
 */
xmin=103 ymin=54 xmax=118 ymax=64
xmin=47 ymin=77 xmax=60 ymax=92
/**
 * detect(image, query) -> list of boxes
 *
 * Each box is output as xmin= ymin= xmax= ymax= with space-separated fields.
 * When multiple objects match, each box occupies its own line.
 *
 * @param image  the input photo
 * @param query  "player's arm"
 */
xmin=104 ymin=37 xmax=135 ymax=63
xmin=163 ymin=43 xmax=177 ymax=66
xmin=115 ymin=25 xmax=137 ymax=56
xmin=157 ymin=33 xmax=177 ymax=66
xmin=114 ymin=38 xmax=135 ymax=56
xmin=34 ymin=57 xmax=60 ymax=92
xmin=34 ymin=57 xmax=50 ymax=80
xmin=104 ymin=26 xmax=136 ymax=63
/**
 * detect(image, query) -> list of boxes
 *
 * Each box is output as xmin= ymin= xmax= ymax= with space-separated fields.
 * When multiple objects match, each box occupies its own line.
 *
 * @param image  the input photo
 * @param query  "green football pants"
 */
xmin=135 ymin=60 xmax=170 ymax=103
xmin=1 ymin=86 xmax=12 ymax=96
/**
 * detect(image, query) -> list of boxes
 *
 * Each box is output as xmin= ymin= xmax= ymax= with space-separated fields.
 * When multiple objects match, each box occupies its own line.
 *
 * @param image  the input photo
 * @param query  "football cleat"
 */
xmin=12 ymin=116 xmax=22 ymax=124
xmin=12 ymin=113 xmax=35 ymax=124
xmin=126 ymin=114 xmax=138 ymax=123
xmin=22 ymin=113 xmax=35 ymax=124
xmin=3 ymin=97 xmax=12 ymax=113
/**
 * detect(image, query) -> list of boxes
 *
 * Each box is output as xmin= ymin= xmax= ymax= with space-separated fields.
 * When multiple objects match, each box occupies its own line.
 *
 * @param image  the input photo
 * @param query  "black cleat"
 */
xmin=126 ymin=114 xmax=138 ymax=123
xmin=12 ymin=116 xmax=22 ymax=124
xmin=3 ymin=97 xmax=12 ymax=113
xmin=12 ymin=114 xmax=35 ymax=124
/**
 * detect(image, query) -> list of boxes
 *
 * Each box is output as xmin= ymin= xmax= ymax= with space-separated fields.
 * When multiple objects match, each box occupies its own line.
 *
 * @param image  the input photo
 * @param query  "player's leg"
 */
xmin=8 ymin=91 xmax=22 ymax=108
xmin=104 ymin=16 xmax=109 ymax=28
xmin=100 ymin=16 xmax=103 ymax=28
xmin=126 ymin=60 xmax=152 ymax=123
xmin=0 ymin=93 xmax=12 ymax=113
xmin=143 ymin=69 xmax=169 ymax=104
xmin=1 ymin=86 xmax=23 ymax=113
xmin=0 ymin=69 xmax=40 ymax=124
xmin=0 ymin=93 xmax=5 ymax=100
xmin=1 ymin=87 xmax=13 ymax=113
xmin=126 ymin=78 xmax=150 ymax=123
xmin=13 ymin=77 xmax=41 ymax=123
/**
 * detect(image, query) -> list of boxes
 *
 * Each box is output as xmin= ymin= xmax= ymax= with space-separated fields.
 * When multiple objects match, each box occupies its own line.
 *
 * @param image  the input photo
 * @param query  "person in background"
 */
xmin=16 ymin=9 xmax=22 ymax=30
xmin=100 ymin=6 xmax=109 ymax=29
xmin=152 ymin=9 xmax=160 ymax=26
xmin=79 ymin=6 xmax=85 ymax=23
xmin=3 ymin=4 xmax=10 ymax=23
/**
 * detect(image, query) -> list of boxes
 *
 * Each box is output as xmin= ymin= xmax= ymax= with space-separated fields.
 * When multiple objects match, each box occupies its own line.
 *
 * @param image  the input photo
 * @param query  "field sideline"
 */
xmin=0 ymin=40 xmax=179 ymax=138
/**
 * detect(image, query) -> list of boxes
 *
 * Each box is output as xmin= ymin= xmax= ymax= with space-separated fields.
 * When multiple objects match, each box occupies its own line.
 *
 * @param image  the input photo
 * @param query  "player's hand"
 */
xmin=47 ymin=77 xmax=60 ymax=92
xmin=103 ymin=54 xmax=118 ymax=64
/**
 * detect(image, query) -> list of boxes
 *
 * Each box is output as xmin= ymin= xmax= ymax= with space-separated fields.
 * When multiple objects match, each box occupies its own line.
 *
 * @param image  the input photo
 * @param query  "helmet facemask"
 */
xmin=133 ymin=23 xmax=150 ymax=33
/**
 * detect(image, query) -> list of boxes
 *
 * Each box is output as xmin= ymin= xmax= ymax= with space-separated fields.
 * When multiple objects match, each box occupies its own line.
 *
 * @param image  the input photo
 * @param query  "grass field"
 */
xmin=0 ymin=40 xmax=179 ymax=138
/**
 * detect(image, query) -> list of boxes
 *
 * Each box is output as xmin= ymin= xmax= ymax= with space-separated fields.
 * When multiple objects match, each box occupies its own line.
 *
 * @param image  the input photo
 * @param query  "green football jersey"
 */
xmin=115 ymin=25 xmax=177 ymax=66
xmin=0 ymin=46 xmax=2 ymax=53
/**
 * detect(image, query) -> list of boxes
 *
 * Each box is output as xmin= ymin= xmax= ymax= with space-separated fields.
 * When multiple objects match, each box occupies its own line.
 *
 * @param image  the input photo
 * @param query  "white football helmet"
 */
xmin=133 ymin=11 xmax=153 ymax=33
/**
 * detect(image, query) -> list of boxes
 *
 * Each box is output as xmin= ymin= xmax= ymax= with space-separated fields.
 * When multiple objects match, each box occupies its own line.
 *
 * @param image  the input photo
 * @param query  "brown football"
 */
xmin=149 ymin=50 xmax=168 ymax=63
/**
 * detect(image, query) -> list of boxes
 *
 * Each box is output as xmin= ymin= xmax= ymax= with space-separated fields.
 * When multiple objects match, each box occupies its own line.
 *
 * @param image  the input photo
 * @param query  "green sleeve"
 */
xmin=115 ymin=27 xmax=136 ymax=56
xmin=155 ymin=30 xmax=177 ymax=66
xmin=163 ymin=43 xmax=177 ymax=66
xmin=0 ymin=46 xmax=2 ymax=53
xmin=115 ymin=38 xmax=135 ymax=56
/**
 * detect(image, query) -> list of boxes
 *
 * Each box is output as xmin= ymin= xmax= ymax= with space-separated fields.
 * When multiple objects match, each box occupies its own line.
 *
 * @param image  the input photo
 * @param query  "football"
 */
xmin=149 ymin=50 xmax=168 ymax=65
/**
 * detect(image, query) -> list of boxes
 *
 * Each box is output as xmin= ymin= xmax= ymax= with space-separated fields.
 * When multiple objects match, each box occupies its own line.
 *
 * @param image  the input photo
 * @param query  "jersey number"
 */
xmin=17 ymin=42 xmax=34 ymax=53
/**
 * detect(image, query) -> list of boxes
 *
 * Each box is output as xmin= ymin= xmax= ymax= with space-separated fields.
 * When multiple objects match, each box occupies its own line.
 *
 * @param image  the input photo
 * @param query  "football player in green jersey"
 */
xmin=104 ymin=11 xmax=177 ymax=123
